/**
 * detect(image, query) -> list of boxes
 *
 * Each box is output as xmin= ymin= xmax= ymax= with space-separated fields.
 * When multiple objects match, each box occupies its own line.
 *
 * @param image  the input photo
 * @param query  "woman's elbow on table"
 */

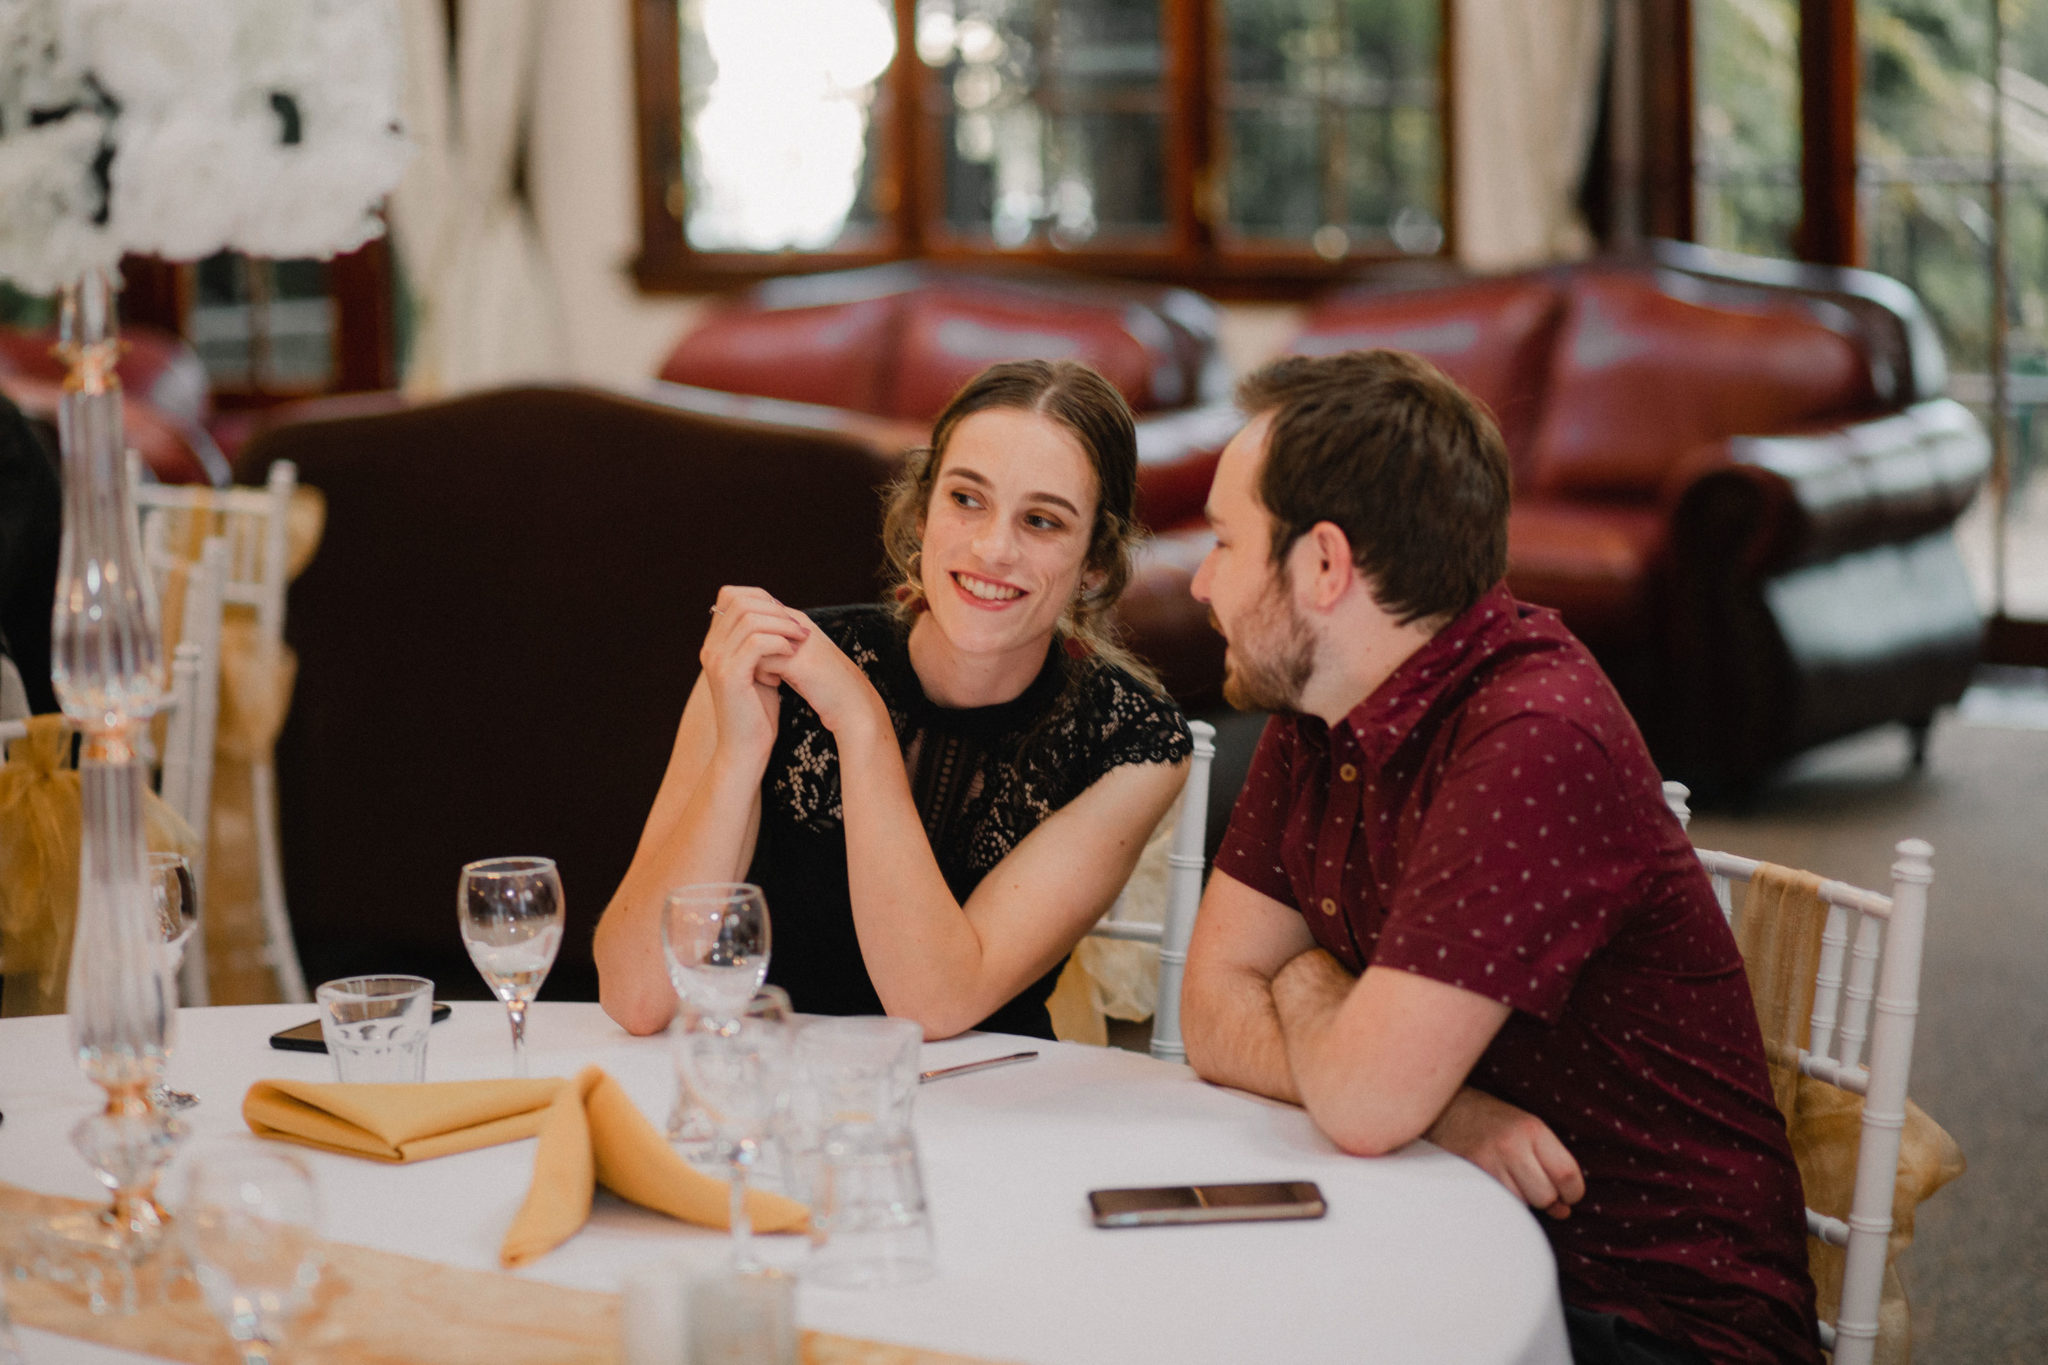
xmin=599 ymin=972 xmax=677 ymax=1036
xmin=593 ymin=921 xmax=676 ymax=1035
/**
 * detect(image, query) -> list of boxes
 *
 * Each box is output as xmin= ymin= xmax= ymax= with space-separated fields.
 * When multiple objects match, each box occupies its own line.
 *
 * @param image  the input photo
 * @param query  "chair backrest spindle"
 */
xmin=1673 ymin=808 xmax=1933 ymax=1365
xmin=1083 ymin=718 xmax=1216 ymax=1063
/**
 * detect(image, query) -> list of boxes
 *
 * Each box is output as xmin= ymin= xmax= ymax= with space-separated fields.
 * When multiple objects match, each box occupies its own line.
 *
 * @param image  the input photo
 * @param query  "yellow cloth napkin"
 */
xmin=1735 ymin=864 xmax=1965 ymax=1364
xmin=243 ymin=1065 xmax=808 ymax=1267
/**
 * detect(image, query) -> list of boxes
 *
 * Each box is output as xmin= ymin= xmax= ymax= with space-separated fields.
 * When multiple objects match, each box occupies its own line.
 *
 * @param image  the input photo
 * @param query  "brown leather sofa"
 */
xmin=1137 ymin=242 xmax=1991 ymax=797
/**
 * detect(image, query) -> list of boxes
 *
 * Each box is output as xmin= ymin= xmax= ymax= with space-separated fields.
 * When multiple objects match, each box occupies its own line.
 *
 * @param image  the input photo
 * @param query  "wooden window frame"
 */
xmin=629 ymin=0 xmax=1455 ymax=301
xmin=119 ymin=238 xmax=399 ymax=406
xmin=1669 ymin=0 xmax=2045 ymax=660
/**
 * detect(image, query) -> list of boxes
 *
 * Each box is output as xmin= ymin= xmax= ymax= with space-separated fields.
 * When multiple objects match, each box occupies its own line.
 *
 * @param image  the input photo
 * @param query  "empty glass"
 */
xmin=459 ymin=856 xmax=564 ymax=1076
xmin=797 ymin=1017 xmax=934 ymax=1288
xmin=672 ymin=986 xmax=796 ymax=1275
xmin=315 ymin=975 xmax=434 ymax=1083
xmin=661 ymin=883 xmax=770 ymax=1026
xmin=687 ymin=1269 xmax=799 ymax=1365
xmin=795 ymin=1016 xmax=922 ymax=1135
xmin=809 ymin=1125 xmax=936 ymax=1289
xmin=149 ymin=851 xmax=199 ymax=1110
xmin=176 ymin=1145 xmax=322 ymax=1365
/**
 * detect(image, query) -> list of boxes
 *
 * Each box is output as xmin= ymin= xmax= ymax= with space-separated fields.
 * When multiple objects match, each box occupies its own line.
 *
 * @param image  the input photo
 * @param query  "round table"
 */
xmin=1 ymin=1003 xmax=1569 ymax=1365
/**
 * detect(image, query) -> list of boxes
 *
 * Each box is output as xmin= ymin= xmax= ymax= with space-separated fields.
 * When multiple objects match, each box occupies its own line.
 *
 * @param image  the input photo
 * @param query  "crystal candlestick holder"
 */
xmin=24 ymin=268 xmax=182 ymax=1314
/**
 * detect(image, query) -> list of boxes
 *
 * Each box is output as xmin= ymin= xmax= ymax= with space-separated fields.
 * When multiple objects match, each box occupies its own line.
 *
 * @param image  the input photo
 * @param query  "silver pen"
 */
xmin=918 ymin=1050 xmax=1039 ymax=1084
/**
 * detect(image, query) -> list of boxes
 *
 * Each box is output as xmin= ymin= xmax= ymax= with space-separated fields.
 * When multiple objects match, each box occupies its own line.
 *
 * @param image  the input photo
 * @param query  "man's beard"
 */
xmin=1213 ymin=586 xmax=1315 ymax=714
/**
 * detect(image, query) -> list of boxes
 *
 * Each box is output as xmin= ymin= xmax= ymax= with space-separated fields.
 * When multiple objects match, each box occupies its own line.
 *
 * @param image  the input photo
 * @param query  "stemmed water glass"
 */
xmin=149 ymin=852 xmax=199 ymax=1111
xmin=661 ymin=883 xmax=771 ymax=1150
xmin=672 ymin=986 xmax=796 ymax=1275
xmin=661 ymin=883 xmax=771 ymax=1026
xmin=458 ymin=857 xmax=564 ymax=1077
xmin=176 ymin=1145 xmax=323 ymax=1365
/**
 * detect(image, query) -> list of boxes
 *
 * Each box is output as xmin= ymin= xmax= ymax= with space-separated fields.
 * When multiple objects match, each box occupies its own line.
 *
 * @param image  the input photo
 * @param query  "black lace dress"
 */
xmin=748 ymin=604 xmax=1192 ymax=1038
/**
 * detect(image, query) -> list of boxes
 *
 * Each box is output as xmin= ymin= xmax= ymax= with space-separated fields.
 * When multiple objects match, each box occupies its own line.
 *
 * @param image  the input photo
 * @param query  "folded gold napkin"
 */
xmin=244 ymin=1065 xmax=808 ymax=1267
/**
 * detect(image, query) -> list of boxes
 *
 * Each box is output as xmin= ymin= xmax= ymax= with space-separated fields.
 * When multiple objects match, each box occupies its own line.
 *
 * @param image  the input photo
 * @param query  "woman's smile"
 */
xmin=951 ymin=570 xmax=1027 ymax=606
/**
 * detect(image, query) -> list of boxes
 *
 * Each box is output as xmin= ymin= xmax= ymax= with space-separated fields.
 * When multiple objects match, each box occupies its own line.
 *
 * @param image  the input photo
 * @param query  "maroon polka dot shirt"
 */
xmin=1214 ymin=584 xmax=1820 ymax=1364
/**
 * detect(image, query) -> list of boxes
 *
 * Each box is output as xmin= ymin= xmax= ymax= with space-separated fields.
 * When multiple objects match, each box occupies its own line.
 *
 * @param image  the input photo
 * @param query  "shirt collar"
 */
xmin=1334 ymin=581 xmax=1529 ymax=764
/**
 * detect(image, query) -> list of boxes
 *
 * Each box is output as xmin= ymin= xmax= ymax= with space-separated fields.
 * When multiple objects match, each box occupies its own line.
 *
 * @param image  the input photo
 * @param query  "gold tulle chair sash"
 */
xmin=1735 ymin=863 xmax=1965 ymax=1364
xmin=0 ymin=716 xmax=201 ymax=1016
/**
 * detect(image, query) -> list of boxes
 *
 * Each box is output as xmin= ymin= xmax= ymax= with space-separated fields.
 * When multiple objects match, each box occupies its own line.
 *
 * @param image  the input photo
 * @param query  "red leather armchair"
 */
xmin=1137 ymin=242 xmax=1991 ymax=798
xmin=657 ymin=261 xmax=1229 ymax=423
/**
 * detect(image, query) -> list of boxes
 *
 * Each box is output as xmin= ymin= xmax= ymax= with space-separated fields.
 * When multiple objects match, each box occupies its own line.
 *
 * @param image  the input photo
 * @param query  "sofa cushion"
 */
xmin=1527 ymin=272 xmax=1877 ymax=499
xmin=658 ymin=296 xmax=898 ymax=415
xmin=887 ymin=286 xmax=1163 ymax=422
xmin=1505 ymin=496 xmax=1668 ymax=647
xmin=1294 ymin=277 xmax=1566 ymax=476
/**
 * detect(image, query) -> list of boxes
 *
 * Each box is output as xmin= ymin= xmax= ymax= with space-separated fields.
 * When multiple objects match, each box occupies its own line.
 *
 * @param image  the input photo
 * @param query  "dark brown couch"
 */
xmin=235 ymin=385 xmax=903 ymax=1000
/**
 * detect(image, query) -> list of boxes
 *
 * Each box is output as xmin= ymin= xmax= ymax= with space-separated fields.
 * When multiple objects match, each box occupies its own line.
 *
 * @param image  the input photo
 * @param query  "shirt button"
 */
xmin=1319 ymin=897 xmax=1338 ymax=917
xmin=1339 ymin=763 xmax=1358 ymax=782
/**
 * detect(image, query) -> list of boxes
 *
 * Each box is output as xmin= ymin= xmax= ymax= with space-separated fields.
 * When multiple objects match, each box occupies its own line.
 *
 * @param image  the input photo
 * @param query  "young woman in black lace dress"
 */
xmin=596 ymin=360 xmax=1192 ymax=1040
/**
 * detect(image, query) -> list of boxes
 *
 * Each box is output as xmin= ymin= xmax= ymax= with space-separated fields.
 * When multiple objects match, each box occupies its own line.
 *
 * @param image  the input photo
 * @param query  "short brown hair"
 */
xmin=881 ymin=359 xmax=1153 ymax=679
xmin=1235 ymin=349 xmax=1510 ymax=625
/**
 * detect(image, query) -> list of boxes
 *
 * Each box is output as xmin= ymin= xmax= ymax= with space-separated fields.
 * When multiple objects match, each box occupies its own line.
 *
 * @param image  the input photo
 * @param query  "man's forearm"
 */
xmin=1182 ymin=963 xmax=1301 ymax=1104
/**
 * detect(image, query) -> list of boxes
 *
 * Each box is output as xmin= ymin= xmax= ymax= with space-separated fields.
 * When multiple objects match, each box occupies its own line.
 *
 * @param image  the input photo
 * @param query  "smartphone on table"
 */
xmin=1088 ymin=1180 xmax=1327 ymax=1228
xmin=268 ymin=1002 xmax=452 ymax=1052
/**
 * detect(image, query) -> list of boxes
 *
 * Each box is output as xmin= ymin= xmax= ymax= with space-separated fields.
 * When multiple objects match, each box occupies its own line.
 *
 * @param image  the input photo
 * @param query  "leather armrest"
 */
xmin=1134 ymin=403 xmax=1240 ymax=531
xmin=1116 ymin=527 xmax=1224 ymax=709
xmin=1668 ymin=398 xmax=1990 ymax=574
xmin=634 ymin=380 xmax=928 ymax=456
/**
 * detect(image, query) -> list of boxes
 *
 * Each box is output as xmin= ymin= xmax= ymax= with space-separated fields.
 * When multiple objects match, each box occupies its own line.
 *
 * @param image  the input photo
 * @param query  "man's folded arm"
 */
xmin=1271 ymin=956 xmax=1511 ymax=1158
xmin=1181 ymin=869 xmax=1315 ymax=1103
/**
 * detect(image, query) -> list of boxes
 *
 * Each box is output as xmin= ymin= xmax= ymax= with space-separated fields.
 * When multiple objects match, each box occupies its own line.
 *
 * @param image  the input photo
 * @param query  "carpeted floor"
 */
xmin=1114 ymin=692 xmax=2048 ymax=1363
xmin=1687 ymin=707 xmax=2048 ymax=1365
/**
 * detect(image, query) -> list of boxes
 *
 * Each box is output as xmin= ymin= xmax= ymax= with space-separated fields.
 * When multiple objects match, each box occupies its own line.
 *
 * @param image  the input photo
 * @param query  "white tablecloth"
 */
xmin=0 ymin=1003 xmax=1569 ymax=1365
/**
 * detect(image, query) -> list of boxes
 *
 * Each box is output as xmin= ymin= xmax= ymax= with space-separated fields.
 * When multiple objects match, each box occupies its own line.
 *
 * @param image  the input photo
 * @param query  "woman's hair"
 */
xmin=880 ymin=358 xmax=1155 ymax=685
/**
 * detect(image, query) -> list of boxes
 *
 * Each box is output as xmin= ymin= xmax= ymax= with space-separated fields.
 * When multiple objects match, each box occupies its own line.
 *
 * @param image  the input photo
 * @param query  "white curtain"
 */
xmin=388 ymin=0 xmax=566 ymax=395
xmin=1453 ymin=0 xmax=1609 ymax=273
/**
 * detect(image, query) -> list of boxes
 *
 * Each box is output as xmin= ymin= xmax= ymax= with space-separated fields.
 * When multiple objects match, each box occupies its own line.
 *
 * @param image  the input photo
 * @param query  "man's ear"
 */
xmin=1289 ymin=521 xmax=1356 ymax=611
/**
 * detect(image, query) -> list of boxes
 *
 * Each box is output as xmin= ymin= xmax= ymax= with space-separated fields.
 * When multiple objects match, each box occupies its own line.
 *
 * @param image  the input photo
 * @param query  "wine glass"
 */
xmin=673 ymin=986 xmax=796 ymax=1275
xmin=176 ymin=1145 xmax=322 ymax=1365
xmin=149 ymin=852 xmax=199 ymax=1111
xmin=458 ymin=857 xmax=564 ymax=1077
xmin=661 ymin=883 xmax=771 ymax=1026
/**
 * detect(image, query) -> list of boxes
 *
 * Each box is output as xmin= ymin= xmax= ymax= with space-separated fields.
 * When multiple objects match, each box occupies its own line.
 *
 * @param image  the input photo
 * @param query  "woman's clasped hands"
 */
xmin=704 ymin=586 xmax=887 ymax=760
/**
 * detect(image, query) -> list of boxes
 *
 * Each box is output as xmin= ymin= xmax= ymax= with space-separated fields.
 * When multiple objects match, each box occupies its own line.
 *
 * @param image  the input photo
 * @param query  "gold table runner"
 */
xmin=1 ymin=1185 xmax=1002 ymax=1365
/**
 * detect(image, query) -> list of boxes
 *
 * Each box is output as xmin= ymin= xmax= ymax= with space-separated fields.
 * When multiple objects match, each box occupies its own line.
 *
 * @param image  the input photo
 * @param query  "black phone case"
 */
xmin=268 ymin=1002 xmax=452 ymax=1052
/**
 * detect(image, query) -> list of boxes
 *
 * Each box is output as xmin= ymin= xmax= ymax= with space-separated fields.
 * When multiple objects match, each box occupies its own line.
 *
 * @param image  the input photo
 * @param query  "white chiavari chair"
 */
xmin=131 ymin=459 xmax=307 ymax=1002
xmin=1662 ymin=781 xmax=1933 ymax=1365
xmin=1085 ymin=717 xmax=1216 ymax=1062
xmin=154 ymin=536 xmax=228 ymax=1006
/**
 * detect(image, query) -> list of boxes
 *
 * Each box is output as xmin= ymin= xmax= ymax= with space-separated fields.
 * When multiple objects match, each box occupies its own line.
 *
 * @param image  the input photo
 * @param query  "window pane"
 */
xmin=922 ymin=0 xmax=1168 ymax=248
xmin=189 ymin=254 xmax=333 ymax=391
xmin=680 ymin=0 xmax=898 ymax=252
xmin=1693 ymin=0 xmax=1801 ymax=256
xmin=1219 ymin=0 xmax=1443 ymax=256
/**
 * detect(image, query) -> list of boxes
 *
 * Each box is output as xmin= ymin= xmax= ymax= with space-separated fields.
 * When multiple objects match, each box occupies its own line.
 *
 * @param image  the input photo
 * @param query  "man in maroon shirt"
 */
xmin=1181 ymin=350 xmax=1819 ymax=1365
